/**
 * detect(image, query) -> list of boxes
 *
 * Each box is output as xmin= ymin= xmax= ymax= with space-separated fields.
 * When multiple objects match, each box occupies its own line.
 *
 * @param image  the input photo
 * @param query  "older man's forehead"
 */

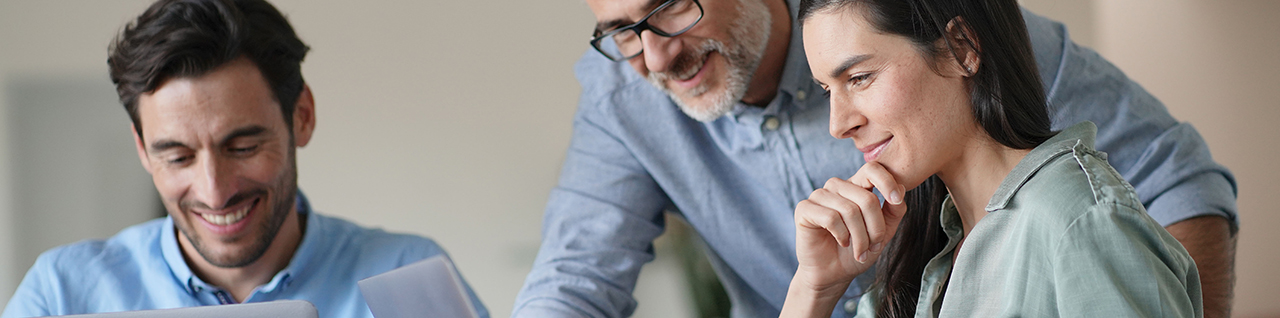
xmin=590 ymin=0 xmax=668 ymax=32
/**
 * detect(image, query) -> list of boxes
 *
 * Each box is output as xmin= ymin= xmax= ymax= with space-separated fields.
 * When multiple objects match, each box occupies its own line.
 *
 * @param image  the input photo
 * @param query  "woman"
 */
xmin=779 ymin=0 xmax=1202 ymax=317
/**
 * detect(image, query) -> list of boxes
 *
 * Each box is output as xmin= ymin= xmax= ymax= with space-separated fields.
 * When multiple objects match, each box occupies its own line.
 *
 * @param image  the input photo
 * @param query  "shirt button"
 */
xmin=796 ymin=90 xmax=807 ymax=101
xmin=844 ymin=298 xmax=858 ymax=314
xmin=764 ymin=117 xmax=781 ymax=130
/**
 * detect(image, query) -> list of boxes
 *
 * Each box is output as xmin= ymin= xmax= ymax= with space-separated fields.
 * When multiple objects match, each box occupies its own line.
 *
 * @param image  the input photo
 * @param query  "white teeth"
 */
xmin=199 ymin=205 xmax=250 ymax=226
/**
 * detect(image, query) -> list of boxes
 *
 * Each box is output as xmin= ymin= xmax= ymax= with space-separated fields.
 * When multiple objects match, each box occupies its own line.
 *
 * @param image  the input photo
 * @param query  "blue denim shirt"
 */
xmin=515 ymin=5 xmax=1237 ymax=318
xmin=1 ymin=192 xmax=489 ymax=318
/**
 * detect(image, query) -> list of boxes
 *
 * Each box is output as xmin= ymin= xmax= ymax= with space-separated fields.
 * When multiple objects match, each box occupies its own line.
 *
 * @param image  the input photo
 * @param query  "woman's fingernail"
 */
xmin=872 ymin=243 xmax=884 ymax=253
xmin=889 ymin=190 xmax=903 ymax=205
xmin=857 ymin=250 xmax=869 ymax=263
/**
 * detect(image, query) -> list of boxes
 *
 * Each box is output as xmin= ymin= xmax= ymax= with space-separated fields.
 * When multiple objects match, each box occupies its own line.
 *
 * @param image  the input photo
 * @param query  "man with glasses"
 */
xmin=515 ymin=0 xmax=1238 ymax=317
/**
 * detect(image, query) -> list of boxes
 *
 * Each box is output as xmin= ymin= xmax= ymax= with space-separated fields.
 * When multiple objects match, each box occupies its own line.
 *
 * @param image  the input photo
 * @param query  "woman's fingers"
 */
xmin=795 ymin=195 xmax=852 ymax=247
xmin=831 ymin=162 xmax=906 ymax=258
xmin=882 ymin=197 xmax=908 ymax=236
xmin=851 ymin=162 xmax=906 ymax=206
xmin=806 ymin=187 xmax=871 ymax=257
xmin=820 ymin=178 xmax=881 ymax=260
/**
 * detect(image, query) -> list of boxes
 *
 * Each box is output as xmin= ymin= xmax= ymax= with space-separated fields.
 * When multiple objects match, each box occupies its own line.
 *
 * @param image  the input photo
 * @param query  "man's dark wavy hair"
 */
xmin=108 ymin=0 xmax=309 ymax=138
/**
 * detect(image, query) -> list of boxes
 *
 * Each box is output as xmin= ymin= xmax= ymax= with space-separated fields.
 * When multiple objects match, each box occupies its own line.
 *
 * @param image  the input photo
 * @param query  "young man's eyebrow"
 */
xmin=147 ymin=126 xmax=268 ymax=152
xmin=829 ymin=54 xmax=872 ymax=79
xmin=595 ymin=0 xmax=667 ymax=33
xmin=220 ymin=126 xmax=268 ymax=145
xmin=149 ymin=140 xmax=188 ymax=152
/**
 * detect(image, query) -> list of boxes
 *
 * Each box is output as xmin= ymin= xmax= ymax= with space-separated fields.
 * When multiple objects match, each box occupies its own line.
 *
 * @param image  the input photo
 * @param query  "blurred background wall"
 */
xmin=0 ymin=0 xmax=1274 ymax=317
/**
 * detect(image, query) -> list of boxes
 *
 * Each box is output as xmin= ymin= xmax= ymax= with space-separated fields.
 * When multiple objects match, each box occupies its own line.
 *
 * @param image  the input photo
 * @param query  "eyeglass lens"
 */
xmin=596 ymin=0 xmax=700 ymax=60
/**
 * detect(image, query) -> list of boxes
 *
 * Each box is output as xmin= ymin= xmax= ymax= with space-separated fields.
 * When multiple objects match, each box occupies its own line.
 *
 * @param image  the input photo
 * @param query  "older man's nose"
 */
xmin=641 ymin=30 xmax=683 ymax=73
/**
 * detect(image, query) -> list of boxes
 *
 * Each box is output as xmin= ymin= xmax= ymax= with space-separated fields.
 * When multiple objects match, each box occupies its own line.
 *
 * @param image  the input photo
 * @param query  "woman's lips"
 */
xmin=860 ymin=137 xmax=892 ymax=163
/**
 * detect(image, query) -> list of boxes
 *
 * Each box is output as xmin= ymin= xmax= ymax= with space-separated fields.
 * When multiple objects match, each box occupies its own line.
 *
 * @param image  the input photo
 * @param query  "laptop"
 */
xmin=49 ymin=300 xmax=317 ymax=318
xmin=358 ymin=255 xmax=480 ymax=318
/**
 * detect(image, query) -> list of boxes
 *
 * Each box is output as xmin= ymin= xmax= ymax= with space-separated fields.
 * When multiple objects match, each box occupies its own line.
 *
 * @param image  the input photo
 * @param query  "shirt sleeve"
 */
xmin=2 ymin=251 xmax=57 ymax=318
xmin=1052 ymin=202 xmax=1202 ymax=318
xmin=1022 ymin=9 xmax=1239 ymax=230
xmin=512 ymin=74 xmax=672 ymax=318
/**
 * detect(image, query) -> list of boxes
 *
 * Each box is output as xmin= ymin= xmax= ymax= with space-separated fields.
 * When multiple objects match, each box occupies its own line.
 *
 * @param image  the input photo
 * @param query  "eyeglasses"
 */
xmin=590 ymin=0 xmax=704 ymax=62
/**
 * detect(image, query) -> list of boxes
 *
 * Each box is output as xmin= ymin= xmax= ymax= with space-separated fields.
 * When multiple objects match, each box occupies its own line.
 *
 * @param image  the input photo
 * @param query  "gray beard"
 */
xmin=647 ymin=0 xmax=772 ymax=122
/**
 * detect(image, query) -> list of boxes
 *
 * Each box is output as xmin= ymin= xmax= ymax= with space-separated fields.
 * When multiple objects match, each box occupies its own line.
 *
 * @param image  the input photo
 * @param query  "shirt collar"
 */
xmin=162 ymin=191 xmax=320 ymax=296
xmin=775 ymin=0 xmax=818 ymax=110
xmin=986 ymin=122 xmax=1099 ymax=212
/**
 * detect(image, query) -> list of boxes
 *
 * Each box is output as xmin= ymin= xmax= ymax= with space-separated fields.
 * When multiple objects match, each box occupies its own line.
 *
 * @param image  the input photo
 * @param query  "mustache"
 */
xmin=181 ymin=189 xmax=266 ymax=211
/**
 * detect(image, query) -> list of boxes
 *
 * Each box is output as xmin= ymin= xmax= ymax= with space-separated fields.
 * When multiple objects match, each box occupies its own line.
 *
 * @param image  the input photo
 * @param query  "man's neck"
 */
xmin=179 ymin=208 xmax=303 ymax=303
xmin=740 ymin=0 xmax=793 ymax=107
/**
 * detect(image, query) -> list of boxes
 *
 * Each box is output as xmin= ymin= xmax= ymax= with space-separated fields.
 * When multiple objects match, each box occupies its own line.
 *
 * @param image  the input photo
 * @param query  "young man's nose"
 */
xmin=641 ymin=29 xmax=684 ymax=73
xmin=192 ymin=156 xmax=237 ymax=210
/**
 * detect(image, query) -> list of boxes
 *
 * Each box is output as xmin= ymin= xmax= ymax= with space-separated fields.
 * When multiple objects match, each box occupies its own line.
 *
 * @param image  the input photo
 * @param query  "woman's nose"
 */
xmin=829 ymin=92 xmax=866 ymax=139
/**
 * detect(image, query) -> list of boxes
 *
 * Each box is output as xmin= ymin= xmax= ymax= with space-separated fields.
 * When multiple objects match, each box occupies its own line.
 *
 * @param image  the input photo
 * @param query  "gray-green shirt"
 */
xmin=855 ymin=122 xmax=1202 ymax=317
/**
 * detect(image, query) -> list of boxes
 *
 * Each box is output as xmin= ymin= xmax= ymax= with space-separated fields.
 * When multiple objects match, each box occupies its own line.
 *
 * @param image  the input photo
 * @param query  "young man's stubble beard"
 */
xmin=176 ymin=146 xmax=299 ymax=268
xmin=647 ymin=0 xmax=772 ymax=122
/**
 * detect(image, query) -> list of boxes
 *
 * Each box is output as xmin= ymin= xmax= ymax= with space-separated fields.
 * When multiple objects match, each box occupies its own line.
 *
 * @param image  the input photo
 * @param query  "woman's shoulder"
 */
xmin=1005 ymin=136 xmax=1149 ymax=234
xmin=1005 ymin=136 xmax=1196 ymax=271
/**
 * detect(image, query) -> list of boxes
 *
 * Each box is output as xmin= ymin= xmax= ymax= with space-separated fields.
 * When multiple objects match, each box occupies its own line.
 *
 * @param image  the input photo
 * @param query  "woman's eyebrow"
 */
xmin=829 ymin=54 xmax=872 ymax=79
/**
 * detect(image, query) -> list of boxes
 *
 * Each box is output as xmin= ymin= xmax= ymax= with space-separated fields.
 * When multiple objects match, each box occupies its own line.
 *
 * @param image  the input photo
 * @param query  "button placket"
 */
xmin=763 ymin=116 xmax=781 ymax=131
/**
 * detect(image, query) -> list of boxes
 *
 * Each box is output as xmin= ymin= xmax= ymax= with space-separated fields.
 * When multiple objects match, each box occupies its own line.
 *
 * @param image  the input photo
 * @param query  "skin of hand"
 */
xmin=782 ymin=161 xmax=907 ymax=318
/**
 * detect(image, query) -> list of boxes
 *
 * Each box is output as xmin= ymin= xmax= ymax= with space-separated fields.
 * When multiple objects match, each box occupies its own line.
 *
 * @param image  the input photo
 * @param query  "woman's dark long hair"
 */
xmin=798 ymin=0 xmax=1055 ymax=317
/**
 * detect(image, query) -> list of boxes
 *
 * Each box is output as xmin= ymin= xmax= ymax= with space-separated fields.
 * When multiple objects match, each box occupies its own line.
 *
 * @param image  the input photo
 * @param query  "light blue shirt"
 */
xmin=513 ymin=3 xmax=1236 ymax=318
xmin=1 ymin=193 xmax=489 ymax=318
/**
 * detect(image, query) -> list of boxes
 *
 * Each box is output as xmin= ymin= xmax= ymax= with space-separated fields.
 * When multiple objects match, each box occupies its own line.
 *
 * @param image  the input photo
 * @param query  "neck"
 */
xmin=740 ymin=0 xmax=792 ymax=107
xmin=178 ymin=207 xmax=303 ymax=303
xmin=936 ymin=135 xmax=1030 ymax=238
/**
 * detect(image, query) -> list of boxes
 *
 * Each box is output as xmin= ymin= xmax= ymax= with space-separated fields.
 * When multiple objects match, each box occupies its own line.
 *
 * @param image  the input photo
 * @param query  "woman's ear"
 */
xmin=944 ymin=16 xmax=981 ymax=77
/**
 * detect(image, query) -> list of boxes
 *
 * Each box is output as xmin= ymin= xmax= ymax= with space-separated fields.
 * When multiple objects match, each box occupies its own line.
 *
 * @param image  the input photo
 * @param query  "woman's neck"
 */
xmin=936 ymin=136 xmax=1031 ymax=238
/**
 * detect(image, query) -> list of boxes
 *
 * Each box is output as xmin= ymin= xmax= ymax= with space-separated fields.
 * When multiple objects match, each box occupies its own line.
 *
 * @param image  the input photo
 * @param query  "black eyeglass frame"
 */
xmin=589 ymin=0 xmax=704 ymax=62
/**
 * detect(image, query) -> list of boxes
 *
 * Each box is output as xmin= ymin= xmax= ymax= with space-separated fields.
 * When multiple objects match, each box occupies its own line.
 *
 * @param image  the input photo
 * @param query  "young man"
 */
xmin=515 ymin=0 xmax=1238 ymax=317
xmin=1 ymin=1 xmax=487 ymax=317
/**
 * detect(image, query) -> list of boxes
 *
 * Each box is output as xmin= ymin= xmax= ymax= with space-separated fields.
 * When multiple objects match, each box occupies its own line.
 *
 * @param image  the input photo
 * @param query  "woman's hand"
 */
xmin=782 ymin=162 xmax=908 ymax=317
